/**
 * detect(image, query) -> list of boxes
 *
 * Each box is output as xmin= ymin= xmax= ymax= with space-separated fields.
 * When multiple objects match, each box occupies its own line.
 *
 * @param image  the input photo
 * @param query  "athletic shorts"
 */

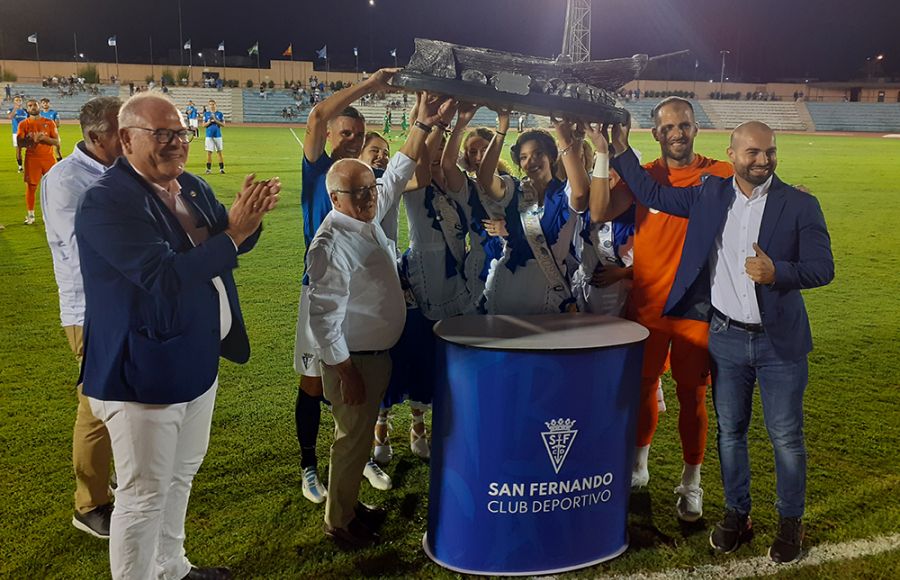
xmin=293 ymin=288 xmax=321 ymax=377
xmin=12 ymin=133 xmax=17 ymax=147
xmin=205 ymin=137 xmax=223 ymax=152
xmin=24 ymin=155 xmax=56 ymax=185
xmin=189 ymin=118 xmax=199 ymax=129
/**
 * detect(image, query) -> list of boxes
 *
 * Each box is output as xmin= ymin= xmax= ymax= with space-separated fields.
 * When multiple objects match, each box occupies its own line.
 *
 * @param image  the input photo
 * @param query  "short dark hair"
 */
xmin=510 ymin=129 xmax=558 ymax=168
xmin=39 ymin=97 xmax=50 ymax=103
xmin=335 ymin=106 xmax=365 ymax=124
xmin=650 ymin=97 xmax=695 ymax=123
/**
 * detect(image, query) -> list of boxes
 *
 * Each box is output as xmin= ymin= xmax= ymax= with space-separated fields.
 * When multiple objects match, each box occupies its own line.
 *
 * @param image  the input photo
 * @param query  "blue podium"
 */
xmin=424 ymin=314 xmax=648 ymax=576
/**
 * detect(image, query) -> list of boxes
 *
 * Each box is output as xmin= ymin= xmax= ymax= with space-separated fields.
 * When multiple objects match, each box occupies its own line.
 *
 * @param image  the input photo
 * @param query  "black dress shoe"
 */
xmin=354 ymin=501 xmax=387 ymax=532
xmin=181 ymin=566 xmax=232 ymax=580
xmin=324 ymin=518 xmax=379 ymax=550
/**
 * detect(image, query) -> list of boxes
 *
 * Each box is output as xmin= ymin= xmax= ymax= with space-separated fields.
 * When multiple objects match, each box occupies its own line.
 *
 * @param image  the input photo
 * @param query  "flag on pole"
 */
xmin=316 ymin=45 xmax=327 ymax=60
xmin=108 ymin=36 xmax=117 ymax=47
xmin=695 ymin=59 xmax=700 ymax=69
xmin=218 ymin=41 xmax=225 ymax=52
xmin=282 ymin=44 xmax=293 ymax=58
xmin=389 ymin=48 xmax=397 ymax=58
xmin=353 ymin=47 xmax=358 ymax=57
xmin=183 ymin=39 xmax=191 ymax=50
xmin=248 ymin=42 xmax=259 ymax=56
xmin=27 ymin=34 xmax=38 ymax=44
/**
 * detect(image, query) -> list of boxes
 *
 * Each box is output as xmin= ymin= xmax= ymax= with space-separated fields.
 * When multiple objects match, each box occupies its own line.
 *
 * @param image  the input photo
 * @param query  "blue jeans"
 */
xmin=708 ymin=312 xmax=808 ymax=518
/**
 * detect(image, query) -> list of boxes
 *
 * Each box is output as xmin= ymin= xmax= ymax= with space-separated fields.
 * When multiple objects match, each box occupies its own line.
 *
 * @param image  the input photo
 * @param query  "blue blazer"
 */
xmin=75 ymin=158 xmax=260 ymax=404
xmin=612 ymin=148 xmax=834 ymax=361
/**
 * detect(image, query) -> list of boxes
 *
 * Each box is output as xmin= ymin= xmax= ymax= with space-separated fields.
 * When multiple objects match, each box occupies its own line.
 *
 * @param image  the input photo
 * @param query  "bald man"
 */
xmin=306 ymin=93 xmax=453 ymax=549
xmin=76 ymin=93 xmax=280 ymax=580
xmin=609 ymin=120 xmax=834 ymax=564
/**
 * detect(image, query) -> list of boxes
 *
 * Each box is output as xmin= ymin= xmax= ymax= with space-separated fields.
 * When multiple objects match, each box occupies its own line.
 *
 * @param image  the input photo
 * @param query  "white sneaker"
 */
xmin=24 ymin=214 xmax=35 ymax=225
xmin=363 ymin=459 xmax=392 ymax=491
xmin=301 ymin=466 xmax=327 ymax=504
xmin=631 ymin=466 xmax=650 ymax=488
xmin=410 ymin=425 xmax=430 ymax=459
xmin=675 ymin=484 xmax=704 ymax=522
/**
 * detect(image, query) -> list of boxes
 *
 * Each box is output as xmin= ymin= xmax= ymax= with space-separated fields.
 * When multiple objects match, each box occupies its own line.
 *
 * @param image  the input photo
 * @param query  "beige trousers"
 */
xmin=65 ymin=325 xmax=114 ymax=513
xmin=322 ymin=352 xmax=392 ymax=529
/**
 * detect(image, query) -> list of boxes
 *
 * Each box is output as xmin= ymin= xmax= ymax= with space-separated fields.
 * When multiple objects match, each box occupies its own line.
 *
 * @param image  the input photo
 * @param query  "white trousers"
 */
xmin=89 ymin=380 xmax=218 ymax=580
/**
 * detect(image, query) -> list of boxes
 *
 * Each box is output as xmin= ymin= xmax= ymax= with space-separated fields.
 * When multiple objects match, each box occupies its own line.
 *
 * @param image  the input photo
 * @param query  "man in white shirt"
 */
xmin=307 ymin=93 xmax=452 ymax=549
xmin=41 ymin=96 xmax=123 ymax=539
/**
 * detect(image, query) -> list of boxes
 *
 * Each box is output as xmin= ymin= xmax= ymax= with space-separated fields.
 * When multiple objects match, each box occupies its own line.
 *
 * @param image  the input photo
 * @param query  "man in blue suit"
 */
xmin=608 ymin=120 xmax=834 ymax=564
xmin=76 ymin=93 xmax=280 ymax=580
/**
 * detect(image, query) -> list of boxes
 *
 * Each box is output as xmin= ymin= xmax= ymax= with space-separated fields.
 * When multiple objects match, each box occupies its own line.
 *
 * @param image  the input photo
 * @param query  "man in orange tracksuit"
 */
xmin=17 ymin=98 xmax=59 ymax=225
xmin=599 ymin=97 xmax=733 ymax=522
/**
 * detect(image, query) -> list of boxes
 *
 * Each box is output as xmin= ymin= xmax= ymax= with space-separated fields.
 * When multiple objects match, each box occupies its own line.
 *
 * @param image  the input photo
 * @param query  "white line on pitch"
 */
xmin=589 ymin=533 xmax=900 ymax=580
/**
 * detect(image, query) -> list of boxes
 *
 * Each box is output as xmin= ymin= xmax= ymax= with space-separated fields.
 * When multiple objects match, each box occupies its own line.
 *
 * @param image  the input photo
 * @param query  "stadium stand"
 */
xmin=4 ymin=84 xmax=120 ymax=120
xmin=620 ymin=99 xmax=715 ymax=130
xmin=241 ymin=89 xmax=311 ymax=124
xmin=806 ymin=102 xmax=900 ymax=132
xmin=699 ymin=100 xmax=808 ymax=131
xmin=165 ymin=87 xmax=236 ymax=122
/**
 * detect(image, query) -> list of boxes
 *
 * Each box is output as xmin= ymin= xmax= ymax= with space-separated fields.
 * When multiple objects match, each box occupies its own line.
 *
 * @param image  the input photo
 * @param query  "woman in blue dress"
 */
xmin=475 ymin=111 xmax=595 ymax=314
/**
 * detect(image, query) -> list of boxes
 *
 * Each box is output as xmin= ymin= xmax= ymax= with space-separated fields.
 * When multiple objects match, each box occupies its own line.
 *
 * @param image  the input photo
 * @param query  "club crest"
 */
xmin=541 ymin=418 xmax=578 ymax=474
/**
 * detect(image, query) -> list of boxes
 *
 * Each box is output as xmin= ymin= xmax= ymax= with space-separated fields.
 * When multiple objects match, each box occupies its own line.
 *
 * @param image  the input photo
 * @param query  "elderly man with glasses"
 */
xmin=75 ymin=93 xmax=280 ymax=580
xmin=307 ymin=92 xmax=453 ymax=550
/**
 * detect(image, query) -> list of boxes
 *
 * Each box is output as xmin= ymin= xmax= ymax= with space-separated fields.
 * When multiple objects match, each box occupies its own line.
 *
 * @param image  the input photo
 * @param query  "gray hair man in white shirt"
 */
xmin=307 ymin=92 xmax=453 ymax=550
xmin=41 ymin=95 xmax=123 ymax=540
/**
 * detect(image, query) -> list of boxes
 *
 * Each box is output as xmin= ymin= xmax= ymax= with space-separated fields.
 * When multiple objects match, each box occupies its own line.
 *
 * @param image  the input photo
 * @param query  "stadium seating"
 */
xmin=699 ymin=100 xmax=808 ymax=131
xmin=620 ymin=99 xmax=715 ymax=130
xmin=4 ymin=84 xmax=120 ymax=120
xmin=241 ymin=89 xmax=311 ymax=124
xmin=806 ymin=102 xmax=900 ymax=132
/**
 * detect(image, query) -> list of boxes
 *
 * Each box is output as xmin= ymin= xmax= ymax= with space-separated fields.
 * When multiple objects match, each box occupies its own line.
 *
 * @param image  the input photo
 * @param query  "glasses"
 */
xmin=333 ymin=184 xmax=378 ymax=199
xmin=125 ymin=127 xmax=194 ymax=144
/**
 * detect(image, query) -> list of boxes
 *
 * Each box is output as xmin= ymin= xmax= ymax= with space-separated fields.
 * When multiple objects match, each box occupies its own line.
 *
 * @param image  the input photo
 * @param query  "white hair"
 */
xmin=118 ymin=92 xmax=180 ymax=128
xmin=325 ymin=158 xmax=373 ymax=194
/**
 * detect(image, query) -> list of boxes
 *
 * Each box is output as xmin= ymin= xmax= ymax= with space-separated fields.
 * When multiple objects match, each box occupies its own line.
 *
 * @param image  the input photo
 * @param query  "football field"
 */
xmin=1 ymin=125 xmax=899 ymax=579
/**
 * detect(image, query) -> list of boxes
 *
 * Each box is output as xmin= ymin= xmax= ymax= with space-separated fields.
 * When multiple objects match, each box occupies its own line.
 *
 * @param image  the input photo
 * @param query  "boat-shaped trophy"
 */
xmin=391 ymin=38 xmax=653 ymax=124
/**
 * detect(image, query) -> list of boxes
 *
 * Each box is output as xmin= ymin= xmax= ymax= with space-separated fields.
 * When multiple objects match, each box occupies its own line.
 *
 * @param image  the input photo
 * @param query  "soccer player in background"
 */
xmin=17 ymin=99 xmax=59 ymax=225
xmin=40 ymin=98 xmax=63 ymax=161
xmin=185 ymin=99 xmax=199 ymax=138
xmin=8 ymin=95 xmax=27 ymax=159
xmin=203 ymin=99 xmax=225 ymax=174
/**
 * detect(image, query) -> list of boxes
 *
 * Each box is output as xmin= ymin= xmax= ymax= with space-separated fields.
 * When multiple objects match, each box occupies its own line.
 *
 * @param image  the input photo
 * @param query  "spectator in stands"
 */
xmin=4 ymin=84 xmax=11 ymax=102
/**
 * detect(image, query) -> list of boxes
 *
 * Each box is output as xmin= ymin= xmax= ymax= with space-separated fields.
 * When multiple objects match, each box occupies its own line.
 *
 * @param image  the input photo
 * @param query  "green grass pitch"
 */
xmin=1 ymin=125 xmax=899 ymax=578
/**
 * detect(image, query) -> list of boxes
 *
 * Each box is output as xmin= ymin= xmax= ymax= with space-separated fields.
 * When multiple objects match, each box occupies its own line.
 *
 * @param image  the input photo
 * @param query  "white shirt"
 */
xmin=306 ymin=152 xmax=415 ymax=365
xmin=41 ymin=143 xmax=107 ymax=327
xmin=138 ymin=170 xmax=234 ymax=340
xmin=710 ymin=176 xmax=772 ymax=324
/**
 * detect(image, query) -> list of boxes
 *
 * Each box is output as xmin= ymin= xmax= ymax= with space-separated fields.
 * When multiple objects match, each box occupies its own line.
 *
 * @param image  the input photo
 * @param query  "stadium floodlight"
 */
xmin=369 ymin=0 xmax=375 ymax=5
xmin=718 ymin=50 xmax=730 ymax=98
xmin=876 ymin=54 xmax=885 ymax=60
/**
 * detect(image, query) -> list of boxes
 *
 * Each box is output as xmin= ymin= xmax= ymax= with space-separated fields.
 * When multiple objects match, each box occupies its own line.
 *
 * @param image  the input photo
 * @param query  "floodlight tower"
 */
xmin=561 ymin=0 xmax=592 ymax=62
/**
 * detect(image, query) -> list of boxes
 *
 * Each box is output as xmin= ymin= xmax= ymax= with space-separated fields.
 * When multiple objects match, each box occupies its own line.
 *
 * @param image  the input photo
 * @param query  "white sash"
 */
xmin=518 ymin=178 xmax=575 ymax=311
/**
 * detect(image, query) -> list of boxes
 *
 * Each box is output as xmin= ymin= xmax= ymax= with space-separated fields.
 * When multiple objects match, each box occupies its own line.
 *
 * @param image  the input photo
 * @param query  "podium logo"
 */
xmin=541 ymin=418 xmax=578 ymax=474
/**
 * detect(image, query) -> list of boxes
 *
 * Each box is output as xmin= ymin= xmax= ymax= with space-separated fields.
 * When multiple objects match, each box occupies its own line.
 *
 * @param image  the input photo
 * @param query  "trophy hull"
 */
xmin=391 ymin=72 xmax=631 ymax=125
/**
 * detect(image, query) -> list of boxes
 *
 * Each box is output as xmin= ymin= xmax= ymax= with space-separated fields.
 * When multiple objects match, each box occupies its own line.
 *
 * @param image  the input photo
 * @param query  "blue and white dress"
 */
xmin=385 ymin=180 xmax=471 ymax=407
xmin=572 ymin=206 xmax=635 ymax=316
xmin=482 ymin=175 xmax=581 ymax=315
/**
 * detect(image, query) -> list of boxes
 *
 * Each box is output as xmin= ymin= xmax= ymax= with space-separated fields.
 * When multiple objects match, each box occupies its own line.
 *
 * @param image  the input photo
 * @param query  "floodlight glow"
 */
xmin=876 ymin=54 xmax=884 ymax=60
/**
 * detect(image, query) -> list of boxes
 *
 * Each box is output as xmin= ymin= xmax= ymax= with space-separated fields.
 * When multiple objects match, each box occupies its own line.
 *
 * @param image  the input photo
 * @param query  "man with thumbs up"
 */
xmin=607 ymin=120 xmax=834 ymax=564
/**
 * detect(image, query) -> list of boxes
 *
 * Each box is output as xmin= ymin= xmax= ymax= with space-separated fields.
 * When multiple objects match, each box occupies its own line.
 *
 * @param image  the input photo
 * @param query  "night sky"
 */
xmin=1 ymin=0 xmax=897 ymax=82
